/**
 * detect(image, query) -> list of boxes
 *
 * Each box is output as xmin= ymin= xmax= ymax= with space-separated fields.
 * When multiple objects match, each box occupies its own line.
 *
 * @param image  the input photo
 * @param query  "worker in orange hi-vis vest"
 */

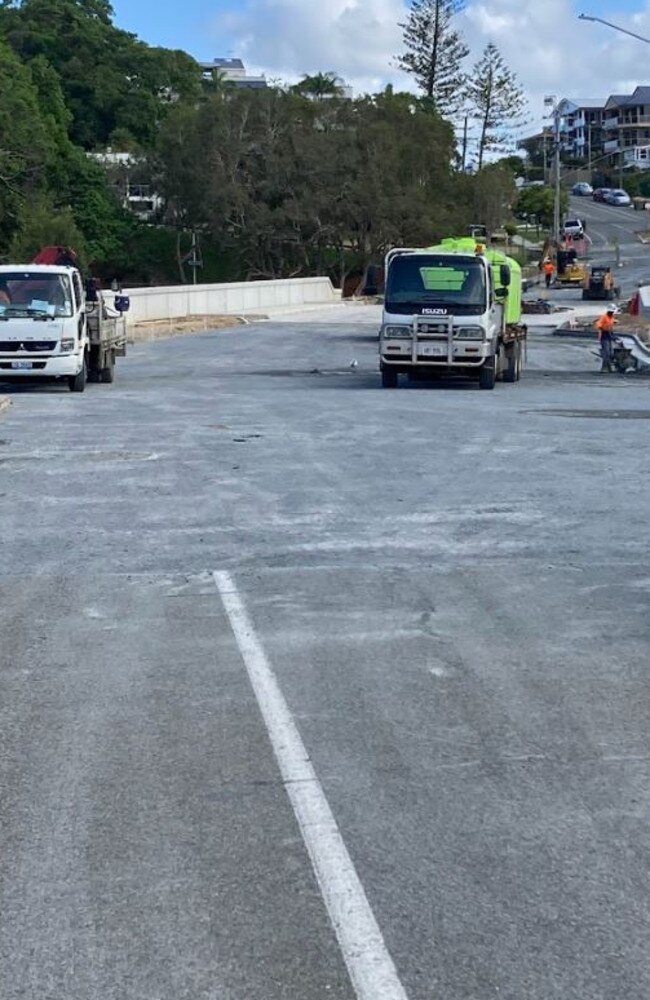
xmin=542 ymin=258 xmax=555 ymax=288
xmin=595 ymin=306 xmax=617 ymax=372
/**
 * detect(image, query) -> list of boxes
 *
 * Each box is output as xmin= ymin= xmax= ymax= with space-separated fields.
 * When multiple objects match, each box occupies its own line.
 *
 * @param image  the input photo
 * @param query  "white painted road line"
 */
xmin=213 ymin=570 xmax=411 ymax=1000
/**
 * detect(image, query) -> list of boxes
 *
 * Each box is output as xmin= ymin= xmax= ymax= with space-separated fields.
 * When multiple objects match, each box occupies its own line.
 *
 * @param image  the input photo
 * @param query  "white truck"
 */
xmin=379 ymin=239 xmax=527 ymax=390
xmin=0 ymin=247 xmax=129 ymax=392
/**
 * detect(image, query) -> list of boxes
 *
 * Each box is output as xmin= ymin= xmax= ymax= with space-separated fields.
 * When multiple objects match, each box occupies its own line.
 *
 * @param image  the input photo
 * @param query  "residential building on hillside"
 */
xmin=602 ymin=87 xmax=650 ymax=169
xmin=87 ymin=152 xmax=163 ymax=221
xmin=199 ymin=57 xmax=267 ymax=89
xmin=557 ymin=98 xmax=604 ymax=162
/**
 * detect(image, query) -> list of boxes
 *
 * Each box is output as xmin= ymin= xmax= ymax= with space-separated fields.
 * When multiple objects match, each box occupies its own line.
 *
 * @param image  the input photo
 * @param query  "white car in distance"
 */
xmin=563 ymin=218 xmax=585 ymax=239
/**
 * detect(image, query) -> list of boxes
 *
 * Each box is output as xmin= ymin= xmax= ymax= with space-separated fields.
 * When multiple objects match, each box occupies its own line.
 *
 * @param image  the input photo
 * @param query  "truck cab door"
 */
xmin=487 ymin=268 xmax=503 ymax=338
xmin=72 ymin=271 xmax=87 ymax=343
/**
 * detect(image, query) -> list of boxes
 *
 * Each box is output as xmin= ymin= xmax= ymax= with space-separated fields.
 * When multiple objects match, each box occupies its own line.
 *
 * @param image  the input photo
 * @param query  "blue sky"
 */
xmin=110 ymin=0 xmax=650 ymax=123
xmin=111 ymin=0 xmax=236 ymax=59
xmin=112 ymin=0 xmax=645 ymax=60
xmin=113 ymin=0 xmax=642 ymax=59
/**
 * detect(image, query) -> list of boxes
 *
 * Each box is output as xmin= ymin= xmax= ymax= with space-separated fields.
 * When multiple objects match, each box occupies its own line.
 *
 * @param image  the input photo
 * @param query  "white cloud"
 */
xmin=214 ymin=0 xmax=413 ymax=93
xmin=213 ymin=0 xmax=650 ymax=126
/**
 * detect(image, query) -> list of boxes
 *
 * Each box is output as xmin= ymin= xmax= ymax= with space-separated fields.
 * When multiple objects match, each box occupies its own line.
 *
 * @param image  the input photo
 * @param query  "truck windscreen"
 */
xmin=0 ymin=272 xmax=74 ymax=319
xmin=385 ymin=255 xmax=486 ymax=315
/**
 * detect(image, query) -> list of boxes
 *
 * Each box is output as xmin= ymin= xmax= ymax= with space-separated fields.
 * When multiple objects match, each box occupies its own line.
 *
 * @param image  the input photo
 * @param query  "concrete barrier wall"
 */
xmin=123 ymin=277 xmax=341 ymax=324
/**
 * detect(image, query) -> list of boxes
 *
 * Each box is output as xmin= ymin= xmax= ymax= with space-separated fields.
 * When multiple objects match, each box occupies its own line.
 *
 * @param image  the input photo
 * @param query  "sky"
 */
xmin=112 ymin=0 xmax=650 ymax=135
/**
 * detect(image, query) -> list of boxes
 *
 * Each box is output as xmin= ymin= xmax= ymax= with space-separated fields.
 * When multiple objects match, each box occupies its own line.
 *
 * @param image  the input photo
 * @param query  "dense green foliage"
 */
xmin=0 ymin=0 xmax=206 ymax=280
xmin=0 ymin=0 xmax=201 ymax=148
xmin=156 ymin=87 xmax=517 ymax=282
xmin=0 ymin=0 xmax=519 ymax=285
xmin=514 ymin=185 xmax=568 ymax=227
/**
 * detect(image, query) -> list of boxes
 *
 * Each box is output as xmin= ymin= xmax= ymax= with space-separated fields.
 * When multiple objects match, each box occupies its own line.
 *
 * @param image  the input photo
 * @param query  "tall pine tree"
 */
xmin=397 ymin=0 xmax=469 ymax=117
xmin=466 ymin=43 xmax=527 ymax=169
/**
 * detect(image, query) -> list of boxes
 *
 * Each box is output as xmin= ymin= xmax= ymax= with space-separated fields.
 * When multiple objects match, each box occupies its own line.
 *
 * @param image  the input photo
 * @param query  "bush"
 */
xmin=9 ymin=197 xmax=88 ymax=270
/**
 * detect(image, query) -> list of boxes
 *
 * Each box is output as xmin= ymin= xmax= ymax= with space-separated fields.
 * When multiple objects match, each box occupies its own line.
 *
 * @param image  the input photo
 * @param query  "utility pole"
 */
xmin=545 ymin=95 xmax=562 ymax=244
xmin=461 ymin=115 xmax=469 ymax=172
xmin=554 ymin=106 xmax=562 ymax=243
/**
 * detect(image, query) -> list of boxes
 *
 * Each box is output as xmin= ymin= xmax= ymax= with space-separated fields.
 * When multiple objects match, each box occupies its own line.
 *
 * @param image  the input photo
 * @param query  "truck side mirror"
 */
xmin=114 ymin=295 xmax=130 ymax=314
xmin=495 ymin=287 xmax=508 ymax=300
xmin=500 ymin=264 xmax=511 ymax=287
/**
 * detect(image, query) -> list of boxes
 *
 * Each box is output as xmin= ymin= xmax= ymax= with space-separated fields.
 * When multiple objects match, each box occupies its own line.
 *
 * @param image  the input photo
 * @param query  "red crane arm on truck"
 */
xmin=32 ymin=246 xmax=79 ymax=267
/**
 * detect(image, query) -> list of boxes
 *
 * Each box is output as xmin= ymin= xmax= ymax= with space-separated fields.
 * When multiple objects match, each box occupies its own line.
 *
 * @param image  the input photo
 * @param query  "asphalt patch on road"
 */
xmin=526 ymin=408 xmax=650 ymax=420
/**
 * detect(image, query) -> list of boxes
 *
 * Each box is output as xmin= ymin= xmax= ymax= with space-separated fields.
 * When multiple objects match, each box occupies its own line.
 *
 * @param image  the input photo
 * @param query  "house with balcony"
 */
xmin=87 ymin=151 xmax=163 ymax=222
xmin=602 ymin=87 xmax=650 ymax=170
xmin=199 ymin=58 xmax=268 ymax=90
xmin=557 ymin=98 xmax=604 ymax=161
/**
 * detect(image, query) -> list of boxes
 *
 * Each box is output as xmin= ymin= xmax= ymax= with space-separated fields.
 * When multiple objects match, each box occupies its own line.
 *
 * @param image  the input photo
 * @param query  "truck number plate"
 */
xmin=420 ymin=344 xmax=445 ymax=356
xmin=11 ymin=361 xmax=32 ymax=370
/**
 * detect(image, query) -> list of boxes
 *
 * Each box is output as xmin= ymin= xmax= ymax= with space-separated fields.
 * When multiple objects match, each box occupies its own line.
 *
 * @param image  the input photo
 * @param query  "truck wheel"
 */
xmin=381 ymin=368 xmax=398 ymax=388
xmin=478 ymin=358 xmax=496 ymax=390
xmin=503 ymin=345 xmax=518 ymax=383
xmin=68 ymin=359 xmax=87 ymax=393
xmin=100 ymin=352 xmax=115 ymax=383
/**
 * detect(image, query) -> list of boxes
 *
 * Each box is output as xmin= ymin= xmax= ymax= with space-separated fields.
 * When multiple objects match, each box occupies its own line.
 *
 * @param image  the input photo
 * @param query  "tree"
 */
xmin=468 ymin=164 xmax=516 ymax=235
xmin=292 ymin=72 xmax=344 ymax=100
xmin=466 ymin=43 xmax=527 ymax=170
xmin=397 ymin=0 xmax=469 ymax=116
xmin=499 ymin=155 xmax=526 ymax=177
xmin=0 ymin=39 xmax=54 ymax=251
xmin=0 ymin=0 xmax=202 ymax=149
xmin=514 ymin=185 xmax=567 ymax=228
xmin=9 ymin=195 xmax=88 ymax=269
xmin=156 ymin=87 xmax=463 ymax=282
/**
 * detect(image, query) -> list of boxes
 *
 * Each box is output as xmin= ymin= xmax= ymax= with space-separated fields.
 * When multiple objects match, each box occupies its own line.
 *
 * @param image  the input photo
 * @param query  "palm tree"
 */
xmin=292 ymin=71 xmax=344 ymax=100
xmin=204 ymin=68 xmax=235 ymax=98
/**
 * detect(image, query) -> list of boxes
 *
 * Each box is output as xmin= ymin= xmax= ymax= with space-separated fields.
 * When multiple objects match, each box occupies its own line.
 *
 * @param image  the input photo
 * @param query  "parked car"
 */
xmin=572 ymin=182 xmax=593 ymax=196
xmin=563 ymin=218 xmax=585 ymax=239
xmin=593 ymin=187 xmax=612 ymax=202
xmin=605 ymin=188 xmax=632 ymax=206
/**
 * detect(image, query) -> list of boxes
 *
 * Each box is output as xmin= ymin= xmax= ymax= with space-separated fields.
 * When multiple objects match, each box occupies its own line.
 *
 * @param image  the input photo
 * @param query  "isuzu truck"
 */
xmin=379 ymin=238 xmax=527 ymax=389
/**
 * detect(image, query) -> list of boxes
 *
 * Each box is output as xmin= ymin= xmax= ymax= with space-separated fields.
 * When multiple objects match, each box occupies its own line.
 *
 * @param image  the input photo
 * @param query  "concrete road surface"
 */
xmin=2 ymin=307 xmax=650 ymax=1000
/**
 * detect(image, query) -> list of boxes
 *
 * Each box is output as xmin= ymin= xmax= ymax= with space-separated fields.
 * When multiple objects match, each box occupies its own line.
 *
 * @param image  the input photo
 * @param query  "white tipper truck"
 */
xmin=0 ymin=246 xmax=129 ymax=392
xmin=379 ymin=238 xmax=527 ymax=390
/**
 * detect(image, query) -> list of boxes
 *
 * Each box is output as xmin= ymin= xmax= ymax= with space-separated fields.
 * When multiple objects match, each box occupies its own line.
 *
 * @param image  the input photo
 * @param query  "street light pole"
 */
xmin=578 ymin=13 xmax=650 ymax=44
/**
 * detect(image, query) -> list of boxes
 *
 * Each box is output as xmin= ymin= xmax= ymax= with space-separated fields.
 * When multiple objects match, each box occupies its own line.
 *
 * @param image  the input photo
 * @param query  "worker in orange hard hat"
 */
xmin=595 ymin=306 xmax=617 ymax=372
xmin=542 ymin=258 xmax=555 ymax=289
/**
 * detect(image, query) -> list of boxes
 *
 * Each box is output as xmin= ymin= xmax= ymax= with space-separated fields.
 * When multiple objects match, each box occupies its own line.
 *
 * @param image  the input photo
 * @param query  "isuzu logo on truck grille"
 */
xmin=422 ymin=308 xmax=448 ymax=315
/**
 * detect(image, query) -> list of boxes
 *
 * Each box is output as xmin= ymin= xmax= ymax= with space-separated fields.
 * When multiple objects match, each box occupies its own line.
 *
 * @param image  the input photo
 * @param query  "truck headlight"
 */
xmin=383 ymin=326 xmax=411 ymax=338
xmin=455 ymin=326 xmax=485 ymax=340
xmin=59 ymin=338 xmax=76 ymax=353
